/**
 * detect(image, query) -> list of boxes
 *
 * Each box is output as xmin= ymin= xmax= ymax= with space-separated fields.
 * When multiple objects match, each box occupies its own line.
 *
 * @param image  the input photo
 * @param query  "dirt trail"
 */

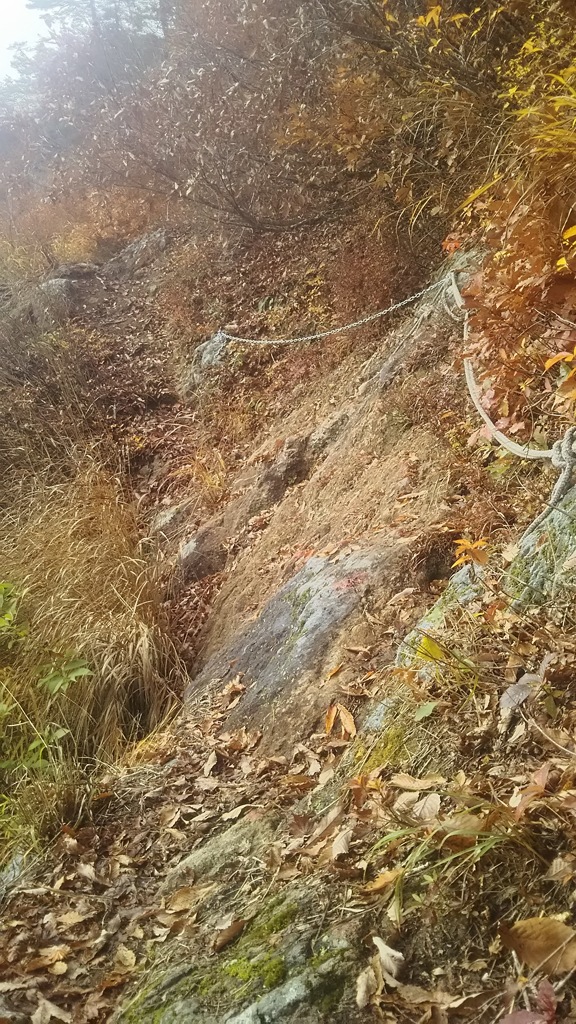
xmin=5 ymin=225 xmax=576 ymax=1024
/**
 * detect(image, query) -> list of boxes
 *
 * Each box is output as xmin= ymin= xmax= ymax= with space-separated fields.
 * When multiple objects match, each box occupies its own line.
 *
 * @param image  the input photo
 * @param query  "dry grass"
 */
xmin=0 ymin=452 xmax=182 ymax=768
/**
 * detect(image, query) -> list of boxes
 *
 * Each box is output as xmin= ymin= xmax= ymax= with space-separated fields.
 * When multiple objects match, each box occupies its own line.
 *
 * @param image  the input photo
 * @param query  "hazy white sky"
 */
xmin=0 ymin=0 xmax=47 ymax=77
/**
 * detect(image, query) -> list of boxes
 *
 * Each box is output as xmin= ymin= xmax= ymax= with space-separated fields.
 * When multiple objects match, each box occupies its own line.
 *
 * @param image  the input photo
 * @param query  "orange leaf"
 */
xmin=544 ymin=351 xmax=574 ymax=370
xmin=325 ymin=704 xmax=338 ymax=735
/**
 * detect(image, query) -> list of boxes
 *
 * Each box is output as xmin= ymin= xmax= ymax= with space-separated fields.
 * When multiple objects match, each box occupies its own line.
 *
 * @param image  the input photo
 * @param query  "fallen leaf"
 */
xmin=326 ymin=663 xmax=343 ymax=680
xmin=212 ymin=918 xmax=246 ymax=953
xmin=48 ymin=962 xmax=68 ymax=976
xmin=356 ymin=964 xmax=379 ymax=1009
xmin=76 ymin=862 xmax=97 ymax=882
xmin=411 ymin=792 xmax=441 ymax=821
xmin=501 ymin=916 xmax=576 ymax=974
xmin=114 ymin=945 xmax=136 ymax=972
xmin=26 ymin=945 xmax=71 ymax=972
xmin=363 ymin=868 xmax=403 ymax=893
xmin=390 ymin=772 xmax=445 ymax=792
xmin=203 ymin=751 xmax=218 ymax=777
xmin=372 ymin=936 xmax=404 ymax=987
xmin=325 ymin=704 xmax=338 ymax=735
xmin=31 ymin=996 xmax=72 ymax=1024
xmin=222 ymin=804 xmax=252 ymax=821
xmin=336 ymin=703 xmax=357 ymax=737
xmin=57 ymin=910 xmax=88 ymax=928
xmin=414 ymin=701 xmax=437 ymax=721
xmin=500 ymin=1013 xmax=547 ymax=1024
xmin=167 ymin=886 xmax=198 ymax=913
xmin=280 ymin=774 xmax=316 ymax=790
xmin=500 ymin=680 xmax=535 ymax=715
xmin=331 ymin=827 xmax=354 ymax=860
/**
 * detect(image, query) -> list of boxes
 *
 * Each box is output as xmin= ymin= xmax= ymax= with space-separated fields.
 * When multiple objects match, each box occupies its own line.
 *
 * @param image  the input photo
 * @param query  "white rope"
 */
xmin=214 ymin=265 xmax=576 ymax=542
xmin=448 ymin=272 xmax=576 ymax=542
xmin=215 ymin=279 xmax=447 ymax=347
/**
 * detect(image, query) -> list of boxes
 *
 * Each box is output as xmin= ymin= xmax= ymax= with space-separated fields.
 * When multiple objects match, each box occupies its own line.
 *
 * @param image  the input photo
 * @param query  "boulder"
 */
xmin=179 ymin=519 xmax=228 ymax=582
xmin=185 ymin=545 xmax=398 ymax=746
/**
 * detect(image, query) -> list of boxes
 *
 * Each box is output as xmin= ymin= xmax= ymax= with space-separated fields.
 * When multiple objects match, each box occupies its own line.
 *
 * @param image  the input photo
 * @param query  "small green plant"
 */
xmin=0 ymin=583 xmax=25 ymax=650
xmin=37 ymin=656 xmax=93 ymax=699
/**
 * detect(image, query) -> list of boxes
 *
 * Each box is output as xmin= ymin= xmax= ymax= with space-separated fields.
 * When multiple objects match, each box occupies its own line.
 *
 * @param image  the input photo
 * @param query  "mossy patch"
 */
xmin=361 ymin=725 xmax=408 ymax=771
xmin=117 ymin=893 xmax=304 ymax=1022
xmin=224 ymin=951 xmax=287 ymax=990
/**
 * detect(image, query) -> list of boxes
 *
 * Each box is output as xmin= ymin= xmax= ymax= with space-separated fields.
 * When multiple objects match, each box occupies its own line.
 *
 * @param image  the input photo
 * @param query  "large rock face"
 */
xmin=505 ymin=485 xmax=576 ymax=606
xmin=185 ymin=545 xmax=403 ymax=746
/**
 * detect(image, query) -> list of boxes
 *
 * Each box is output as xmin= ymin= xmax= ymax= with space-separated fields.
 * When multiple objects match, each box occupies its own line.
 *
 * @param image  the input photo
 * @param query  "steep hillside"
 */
xmin=4 ymin=2 xmax=576 ymax=1023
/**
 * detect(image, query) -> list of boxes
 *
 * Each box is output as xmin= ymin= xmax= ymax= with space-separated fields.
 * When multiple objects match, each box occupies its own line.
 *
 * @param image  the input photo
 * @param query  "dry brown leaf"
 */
xmin=326 ymin=663 xmax=343 ymax=680
xmin=316 ymin=767 xmax=335 ymax=788
xmin=166 ymin=886 xmax=197 ymax=913
xmin=372 ymin=936 xmax=404 ymax=987
xmin=390 ymin=772 xmax=446 ymax=791
xmin=57 ymin=910 xmax=89 ymax=929
xmin=411 ymin=792 xmax=441 ymax=821
xmin=501 ymin=917 xmax=576 ymax=974
xmin=158 ymin=805 xmax=181 ymax=828
xmin=31 ymin=995 xmax=72 ymax=1024
xmin=280 ymin=774 xmax=316 ymax=790
xmin=325 ymin=704 xmax=338 ymax=735
xmin=397 ymin=983 xmax=455 ymax=1006
xmin=48 ymin=962 xmax=68 ymax=976
xmin=222 ymin=804 xmax=252 ymax=821
xmin=114 ymin=945 xmax=136 ymax=972
xmin=76 ymin=862 xmax=97 ymax=882
xmin=331 ymin=827 xmax=354 ymax=860
xmin=26 ymin=945 xmax=71 ymax=972
xmin=336 ymin=703 xmax=357 ymax=737
xmin=212 ymin=918 xmax=246 ymax=953
xmin=203 ymin=750 xmax=218 ymax=777
xmin=356 ymin=964 xmax=379 ymax=1009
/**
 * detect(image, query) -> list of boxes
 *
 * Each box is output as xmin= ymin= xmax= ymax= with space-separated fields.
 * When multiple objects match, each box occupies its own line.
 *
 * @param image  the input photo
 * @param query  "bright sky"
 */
xmin=0 ymin=0 xmax=47 ymax=77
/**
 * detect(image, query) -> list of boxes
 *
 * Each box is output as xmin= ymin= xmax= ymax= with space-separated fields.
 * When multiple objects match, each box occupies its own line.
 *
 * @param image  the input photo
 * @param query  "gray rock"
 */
xmin=180 ymin=333 xmax=229 ymax=395
xmin=151 ymin=499 xmax=197 ymax=550
xmin=108 ymin=228 xmax=169 ymax=275
xmin=52 ymin=262 xmax=98 ymax=279
xmin=223 ymin=960 xmax=341 ymax=1024
xmin=308 ymin=410 xmax=350 ymax=458
xmin=186 ymin=547 xmax=390 ymax=723
xmin=161 ymin=815 xmax=279 ymax=894
xmin=246 ymin=436 xmax=310 ymax=516
xmin=179 ymin=520 xmax=228 ymax=582
xmin=505 ymin=485 xmax=576 ymax=606
xmin=37 ymin=277 xmax=80 ymax=320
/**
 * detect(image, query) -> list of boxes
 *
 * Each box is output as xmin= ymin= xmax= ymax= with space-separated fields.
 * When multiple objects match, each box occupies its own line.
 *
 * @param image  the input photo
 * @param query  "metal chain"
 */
xmin=216 ymin=279 xmax=447 ymax=347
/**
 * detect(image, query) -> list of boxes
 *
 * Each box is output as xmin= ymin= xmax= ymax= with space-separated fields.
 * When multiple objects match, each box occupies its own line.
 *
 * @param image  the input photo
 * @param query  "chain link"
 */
xmin=217 ymin=278 xmax=447 ymax=346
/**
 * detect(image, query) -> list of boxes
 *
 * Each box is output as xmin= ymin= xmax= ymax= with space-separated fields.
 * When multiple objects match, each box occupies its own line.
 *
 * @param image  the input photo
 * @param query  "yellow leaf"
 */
xmin=426 ymin=5 xmax=442 ymax=28
xmin=416 ymin=634 xmax=446 ymax=663
xmin=557 ymin=257 xmax=570 ymax=271
xmin=544 ymin=351 xmax=574 ymax=370
xmin=363 ymin=868 xmax=403 ymax=893
xmin=562 ymin=225 xmax=576 ymax=241
xmin=458 ymin=174 xmax=503 ymax=211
